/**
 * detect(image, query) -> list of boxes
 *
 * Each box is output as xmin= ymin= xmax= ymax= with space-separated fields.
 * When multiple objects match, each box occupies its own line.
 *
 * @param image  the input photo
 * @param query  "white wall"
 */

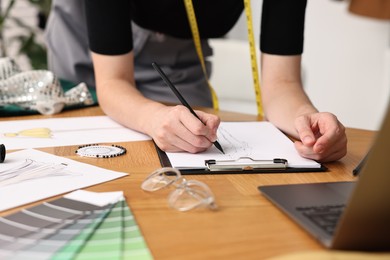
xmin=223 ymin=0 xmax=390 ymax=130
xmin=304 ymin=0 xmax=390 ymax=130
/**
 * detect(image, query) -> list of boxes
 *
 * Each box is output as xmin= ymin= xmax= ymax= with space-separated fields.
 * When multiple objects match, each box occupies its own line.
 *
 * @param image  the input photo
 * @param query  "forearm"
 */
xmin=260 ymin=54 xmax=347 ymax=162
xmin=97 ymin=78 xmax=166 ymax=135
xmin=92 ymin=51 xmax=166 ymax=136
xmin=263 ymin=80 xmax=317 ymax=138
xmin=261 ymin=53 xmax=317 ymax=138
xmin=91 ymin=51 xmax=220 ymax=154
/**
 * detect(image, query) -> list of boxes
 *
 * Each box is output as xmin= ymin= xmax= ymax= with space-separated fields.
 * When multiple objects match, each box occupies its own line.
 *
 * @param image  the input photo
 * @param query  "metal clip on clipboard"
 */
xmin=205 ymin=157 xmax=288 ymax=171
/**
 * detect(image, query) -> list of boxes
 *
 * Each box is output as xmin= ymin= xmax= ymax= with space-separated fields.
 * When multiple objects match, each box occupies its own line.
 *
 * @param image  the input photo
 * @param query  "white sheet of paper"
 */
xmin=64 ymin=190 xmax=124 ymax=207
xmin=166 ymin=122 xmax=321 ymax=169
xmin=0 ymin=149 xmax=128 ymax=212
xmin=0 ymin=116 xmax=151 ymax=150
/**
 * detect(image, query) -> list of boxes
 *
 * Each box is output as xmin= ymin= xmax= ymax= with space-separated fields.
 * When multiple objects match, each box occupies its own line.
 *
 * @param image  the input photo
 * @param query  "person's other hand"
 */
xmin=150 ymin=105 xmax=220 ymax=153
xmin=294 ymin=112 xmax=347 ymax=162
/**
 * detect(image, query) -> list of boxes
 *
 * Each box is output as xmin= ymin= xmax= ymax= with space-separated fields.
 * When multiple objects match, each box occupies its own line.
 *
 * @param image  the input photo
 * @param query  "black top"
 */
xmin=85 ymin=0 xmax=307 ymax=56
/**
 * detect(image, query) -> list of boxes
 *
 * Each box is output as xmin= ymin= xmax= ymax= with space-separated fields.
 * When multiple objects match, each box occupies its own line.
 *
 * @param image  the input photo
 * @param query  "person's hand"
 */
xmin=149 ymin=105 xmax=220 ymax=153
xmin=293 ymin=112 xmax=347 ymax=162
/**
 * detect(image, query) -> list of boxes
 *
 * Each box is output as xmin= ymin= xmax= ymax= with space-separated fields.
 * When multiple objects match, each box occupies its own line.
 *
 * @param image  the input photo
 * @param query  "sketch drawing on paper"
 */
xmin=217 ymin=126 xmax=254 ymax=159
xmin=0 ymin=159 xmax=80 ymax=187
xmin=2 ymin=126 xmax=127 ymax=139
xmin=3 ymin=128 xmax=52 ymax=138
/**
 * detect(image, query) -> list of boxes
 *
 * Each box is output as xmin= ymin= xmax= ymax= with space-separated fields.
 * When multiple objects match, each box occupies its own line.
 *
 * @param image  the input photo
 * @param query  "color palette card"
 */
xmin=0 ymin=190 xmax=153 ymax=260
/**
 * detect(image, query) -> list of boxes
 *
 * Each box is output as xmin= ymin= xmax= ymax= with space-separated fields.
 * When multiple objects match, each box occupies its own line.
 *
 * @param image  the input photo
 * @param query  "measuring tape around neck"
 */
xmin=183 ymin=0 xmax=264 ymax=116
xmin=183 ymin=0 xmax=219 ymax=111
xmin=243 ymin=0 xmax=263 ymax=116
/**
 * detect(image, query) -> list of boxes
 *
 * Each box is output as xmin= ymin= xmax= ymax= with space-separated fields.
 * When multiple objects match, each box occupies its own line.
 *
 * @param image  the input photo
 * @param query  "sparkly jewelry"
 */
xmin=0 ymin=57 xmax=94 ymax=115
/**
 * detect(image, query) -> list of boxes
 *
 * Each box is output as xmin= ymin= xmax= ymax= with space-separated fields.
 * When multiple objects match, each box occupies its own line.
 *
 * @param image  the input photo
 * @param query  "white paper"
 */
xmin=0 ymin=149 xmax=128 ymax=212
xmin=0 ymin=116 xmax=151 ymax=150
xmin=166 ymin=122 xmax=321 ymax=169
xmin=64 ymin=190 xmax=124 ymax=207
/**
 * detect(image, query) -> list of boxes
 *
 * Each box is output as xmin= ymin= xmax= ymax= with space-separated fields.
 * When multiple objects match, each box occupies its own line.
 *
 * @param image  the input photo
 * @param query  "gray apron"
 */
xmin=45 ymin=0 xmax=213 ymax=107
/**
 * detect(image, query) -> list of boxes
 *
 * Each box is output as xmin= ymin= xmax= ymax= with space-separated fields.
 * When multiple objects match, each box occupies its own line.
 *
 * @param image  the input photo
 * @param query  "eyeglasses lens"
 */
xmin=141 ymin=167 xmax=180 ymax=192
xmin=142 ymin=167 xmax=217 ymax=211
xmin=168 ymin=180 xmax=217 ymax=211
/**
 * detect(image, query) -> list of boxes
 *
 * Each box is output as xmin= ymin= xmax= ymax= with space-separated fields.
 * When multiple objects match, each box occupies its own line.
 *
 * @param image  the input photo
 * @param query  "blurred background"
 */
xmin=214 ymin=0 xmax=390 ymax=131
xmin=0 ymin=0 xmax=50 ymax=69
xmin=1 ymin=0 xmax=389 ymax=130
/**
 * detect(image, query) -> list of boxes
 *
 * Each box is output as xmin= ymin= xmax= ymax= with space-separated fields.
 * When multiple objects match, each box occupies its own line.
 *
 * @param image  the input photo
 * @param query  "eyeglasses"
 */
xmin=141 ymin=167 xmax=218 ymax=211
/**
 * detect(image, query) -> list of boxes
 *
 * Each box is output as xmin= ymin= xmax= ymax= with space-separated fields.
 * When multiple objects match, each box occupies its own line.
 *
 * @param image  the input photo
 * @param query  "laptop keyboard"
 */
xmin=296 ymin=204 xmax=346 ymax=235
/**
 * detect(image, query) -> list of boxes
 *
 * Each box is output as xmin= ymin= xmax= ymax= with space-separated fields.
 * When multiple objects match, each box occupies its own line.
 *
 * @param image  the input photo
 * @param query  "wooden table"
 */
xmin=0 ymin=106 xmax=375 ymax=260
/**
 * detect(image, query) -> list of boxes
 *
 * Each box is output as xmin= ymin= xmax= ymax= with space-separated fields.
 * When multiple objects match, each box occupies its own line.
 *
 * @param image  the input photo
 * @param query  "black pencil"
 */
xmin=0 ymin=144 xmax=5 ymax=163
xmin=152 ymin=62 xmax=225 ymax=154
xmin=353 ymin=151 xmax=370 ymax=176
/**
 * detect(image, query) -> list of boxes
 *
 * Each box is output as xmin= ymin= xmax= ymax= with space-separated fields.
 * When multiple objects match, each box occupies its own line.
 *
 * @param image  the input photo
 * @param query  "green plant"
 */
xmin=0 ymin=0 xmax=51 ymax=69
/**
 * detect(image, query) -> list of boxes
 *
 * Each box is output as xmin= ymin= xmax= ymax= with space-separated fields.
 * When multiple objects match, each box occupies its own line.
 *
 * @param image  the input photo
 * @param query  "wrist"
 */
xmin=138 ymin=102 xmax=168 ymax=136
xmin=295 ymin=104 xmax=318 ymax=118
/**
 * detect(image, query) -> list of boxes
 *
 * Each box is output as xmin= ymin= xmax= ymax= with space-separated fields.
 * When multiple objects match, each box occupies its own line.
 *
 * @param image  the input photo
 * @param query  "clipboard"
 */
xmin=155 ymin=145 xmax=327 ymax=175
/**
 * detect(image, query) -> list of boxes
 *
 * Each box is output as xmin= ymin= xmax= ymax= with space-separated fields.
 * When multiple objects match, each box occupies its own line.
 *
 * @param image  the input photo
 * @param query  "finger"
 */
xmin=295 ymin=116 xmax=316 ymax=146
xmin=173 ymin=123 xmax=213 ymax=152
xmin=180 ymin=109 xmax=219 ymax=142
xmin=294 ymin=139 xmax=347 ymax=162
xmin=155 ymin=134 xmax=209 ymax=154
xmin=161 ymin=117 xmax=212 ymax=153
xmin=196 ymin=110 xmax=220 ymax=134
xmin=150 ymin=105 xmax=213 ymax=153
xmin=154 ymin=122 xmax=210 ymax=153
xmin=171 ymin=107 xmax=215 ymax=150
xmin=294 ymin=141 xmax=318 ymax=159
xmin=320 ymin=149 xmax=347 ymax=163
xmin=312 ymin=122 xmax=346 ymax=154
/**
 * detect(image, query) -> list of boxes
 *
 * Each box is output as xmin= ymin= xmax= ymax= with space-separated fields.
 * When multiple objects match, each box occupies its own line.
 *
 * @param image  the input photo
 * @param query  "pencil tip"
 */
xmin=214 ymin=141 xmax=225 ymax=154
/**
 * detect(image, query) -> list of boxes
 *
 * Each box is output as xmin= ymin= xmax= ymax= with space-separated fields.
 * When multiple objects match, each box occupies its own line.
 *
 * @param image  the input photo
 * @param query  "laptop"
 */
xmin=258 ymin=106 xmax=390 ymax=251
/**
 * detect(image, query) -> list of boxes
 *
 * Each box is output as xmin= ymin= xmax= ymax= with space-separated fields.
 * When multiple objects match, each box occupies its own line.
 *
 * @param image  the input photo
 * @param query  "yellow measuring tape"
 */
xmin=183 ymin=0 xmax=219 ymax=111
xmin=183 ymin=0 xmax=264 ymax=116
xmin=243 ymin=0 xmax=263 ymax=116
